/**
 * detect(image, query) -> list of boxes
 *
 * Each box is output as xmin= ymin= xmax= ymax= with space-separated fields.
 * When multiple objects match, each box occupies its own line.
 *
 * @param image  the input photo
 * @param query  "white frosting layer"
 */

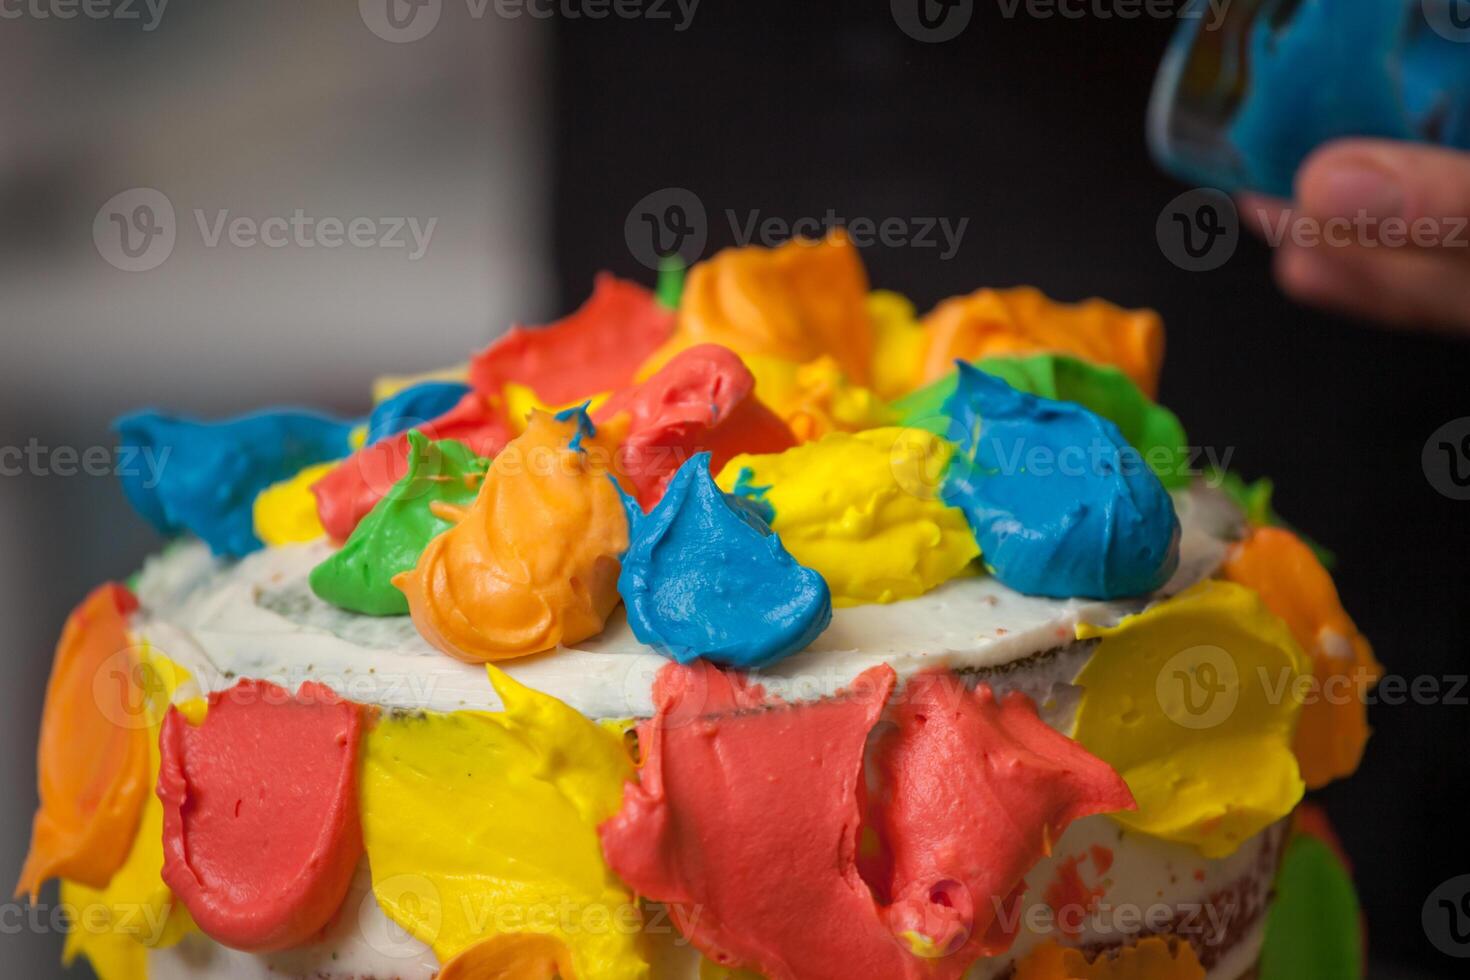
xmin=131 ymin=485 xmax=1241 ymax=719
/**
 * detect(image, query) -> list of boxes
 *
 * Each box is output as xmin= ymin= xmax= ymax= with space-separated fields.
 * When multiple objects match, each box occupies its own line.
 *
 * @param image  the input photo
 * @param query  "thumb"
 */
xmin=1296 ymin=139 xmax=1470 ymax=249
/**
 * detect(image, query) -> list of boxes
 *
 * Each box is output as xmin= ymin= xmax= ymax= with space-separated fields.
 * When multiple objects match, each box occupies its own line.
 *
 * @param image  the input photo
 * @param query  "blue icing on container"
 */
xmin=618 ymin=453 xmax=831 ymax=669
xmin=366 ymin=381 xmax=471 ymax=443
xmin=114 ymin=409 xmax=357 ymax=558
xmin=940 ymin=363 xmax=1179 ymax=600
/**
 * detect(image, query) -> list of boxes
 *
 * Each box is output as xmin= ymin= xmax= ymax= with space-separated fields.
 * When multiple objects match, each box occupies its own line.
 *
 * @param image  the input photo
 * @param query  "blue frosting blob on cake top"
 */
xmin=366 ymin=381 xmax=471 ymax=444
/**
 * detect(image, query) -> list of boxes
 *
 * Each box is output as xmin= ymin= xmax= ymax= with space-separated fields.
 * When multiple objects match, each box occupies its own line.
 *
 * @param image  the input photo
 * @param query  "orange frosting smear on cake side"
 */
xmin=437 ymin=932 xmax=578 ymax=980
xmin=16 ymin=584 xmax=149 ymax=900
xmin=917 ymin=286 xmax=1164 ymax=397
xmin=1223 ymin=525 xmax=1382 ymax=788
xmin=641 ymin=232 xmax=874 ymax=385
xmin=394 ymin=410 xmax=630 ymax=662
xmin=1013 ymin=937 xmax=1205 ymax=980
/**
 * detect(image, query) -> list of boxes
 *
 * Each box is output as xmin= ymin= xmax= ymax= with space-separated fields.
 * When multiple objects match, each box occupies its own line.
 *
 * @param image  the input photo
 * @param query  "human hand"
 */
xmin=1239 ymin=139 xmax=1470 ymax=337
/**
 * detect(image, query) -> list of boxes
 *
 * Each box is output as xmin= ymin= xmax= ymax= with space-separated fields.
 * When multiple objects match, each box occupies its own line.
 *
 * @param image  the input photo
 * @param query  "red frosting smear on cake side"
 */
xmin=594 ymin=343 xmax=795 ymax=508
xmin=470 ymin=273 xmax=675 ymax=405
xmin=313 ymin=390 xmax=512 ymax=542
xmin=599 ymin=663 xmax=1133 ymax=979
xmin=872 ymin=671 xmax=1136 ymax=960
xmin=157 ymin=679 xmax=365 ymax=952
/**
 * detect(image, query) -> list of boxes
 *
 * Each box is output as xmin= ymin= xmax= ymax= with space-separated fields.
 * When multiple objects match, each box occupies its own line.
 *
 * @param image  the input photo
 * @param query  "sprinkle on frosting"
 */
xmin=641 ymin=232 xmax=874 ymax=384
xmin=360 ymin=667 xmax=645 ymax=978
xmin=158 ymin=680 xmax=364 ymax=952
xmin=895 ymin=353 xmax=1190 ymax=489
xmin=471 ymin=273 xmax=675 ymax=405
xmin=313 ymin=390 xmax=512 ymax=543
xmin=1012 ymin=937 xmax=1206 ymax=980
xmin=941 ymin=363 xmax=1180 ymax=599
xmin=393 ymin=410 xmax=630 ymax=662
xmin=918 ymin=285 xmax=1164 ymax=397
xmin=114 ymin=409 xmax=356 ymax=557
xmin=870 ymin=670 xmax=1135 ymax=961
xmin=600 ymin=662 xmax=1130 ymax=979
xmin=366 ymin=380 xmax=473 ymax=443
xmin=717 ymin=427 xmax=978 ymax=606
xmin=618 ymin=453 xmax=832 ymax=668
xmin=252 ymin=460 xmax=338 ymax=547
xmin=16 ymin=584 xmax=148 ymax=900
xmin=595 ymin=344 xmax=795 ymax=509
xmin=310 ymin=432 xmax=489 ymax=616
xmin=60 ymin=643 xmax=198 ymax=980
xmin=1223 ymin=526 xmax=1380 ymax=788
xmin=1073 ymin=580 xmax=1309 ymax=858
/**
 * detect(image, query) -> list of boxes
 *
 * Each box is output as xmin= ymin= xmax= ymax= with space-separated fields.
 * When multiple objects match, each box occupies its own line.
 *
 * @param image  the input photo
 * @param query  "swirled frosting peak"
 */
xmin=941 ymin=363 xmax=1179 ymax=599
xmin=619 ymin=453 xmax=831 ymax=668
xmin=392 ymin=409 xmax=630 ymax=662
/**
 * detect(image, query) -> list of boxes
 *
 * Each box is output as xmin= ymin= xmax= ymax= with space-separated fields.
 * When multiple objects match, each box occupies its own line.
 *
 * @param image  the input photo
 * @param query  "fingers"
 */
xmin=1273 ymin=240 xmax=1470 ymax=335
xmin=1296 ymin=140 xmax=1470 ymax=249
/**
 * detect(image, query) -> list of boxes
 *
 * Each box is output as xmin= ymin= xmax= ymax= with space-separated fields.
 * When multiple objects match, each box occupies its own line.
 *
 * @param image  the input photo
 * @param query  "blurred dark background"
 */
xmin=2 ymin=3 xmax=1466 ymax=977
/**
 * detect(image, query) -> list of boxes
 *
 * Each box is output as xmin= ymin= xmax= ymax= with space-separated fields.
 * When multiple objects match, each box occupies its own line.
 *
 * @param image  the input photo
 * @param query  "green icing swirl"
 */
xmin=309 ymin=431 xmax=489 ymax=616
xmin=890 ymin=353 xmax=1191 ymax=489
xmin=1259 ymin=833 xmax=1363 ymax=980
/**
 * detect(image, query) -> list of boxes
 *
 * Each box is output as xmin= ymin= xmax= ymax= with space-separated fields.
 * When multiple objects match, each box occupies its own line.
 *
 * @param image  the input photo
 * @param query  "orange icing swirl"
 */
xmin=393 ymin=411 xmax=630 ymax=662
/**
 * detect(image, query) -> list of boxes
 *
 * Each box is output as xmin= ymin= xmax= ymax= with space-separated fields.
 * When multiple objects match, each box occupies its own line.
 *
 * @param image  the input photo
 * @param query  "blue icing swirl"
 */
xmin=618 ymin=453 xmax=831 ymax=669
xmin=366 ymin=381 xmax=470 ymax=443
xmin=940 ymin=363 xmax=1179 ymax=600
xmin=114 ymin=409 xmax=356 ymax=558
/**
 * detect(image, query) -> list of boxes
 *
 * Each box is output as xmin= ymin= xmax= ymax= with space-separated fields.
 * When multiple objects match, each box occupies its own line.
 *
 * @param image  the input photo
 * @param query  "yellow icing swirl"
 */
xmin=252 ymin=461 xmax=337 ymax=546
xmin=716 ymin=428 xmax=978 ymax=606
xmin=1073 ymin=580 xmax=1309 ymax=858
xmin=359 ymin=667 xmax=646 ymax=979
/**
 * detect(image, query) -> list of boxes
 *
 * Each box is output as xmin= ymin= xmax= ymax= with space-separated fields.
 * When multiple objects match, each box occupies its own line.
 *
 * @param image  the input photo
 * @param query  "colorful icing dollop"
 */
xmin=1259 ymin=823 xmax=1364 ymax=980
xmin=158 ymin=680 xmax=364 ymax=952
xmin=360 ymin=667 xmax=645 ymax=978
xmin=941 ymin=363 xmax=1180 ymax=599
xmin=252 ymin=460 xmax=338 ymax=547
xmin=471 ymin=273 xmax=674 ymax=404
xmin=919 ymin=286 xmax=1164 ymax=397
xmin=896 ymin=353 xmax=1189 ymax=489
xmin=310 ymin=432 xmax=489 ymax=616
xmin=741 ymin=353 xmax=889 ymax=442
xmin=366 ymin=380 xmax=473 ymax=442
xmin=393 ymin=410 xmax=630 ymax=662
xmin=870 ymin=670 xmax=1135 ymax=961
xmin=600 ymin=662 xmax=1131 ymax=979
xmin=595 ymin=343 xmax=795 ymax=509
xmin=1223 ymin=526 xmax=1380 ymax=789
xmin=60 ymin=643 xmax=198 ymax=980
xmin=642 ymin=232 xmax=874 ymax=385
xmin=16 ymin=584 xmax=148 ymax=900
xmin=618 ymin=453 xmax=831 ymax=669
xmin=866 ymin=289 xmax=926 ymax=400
xmin=313 ymin=390 xmax=512 ymax=543
xmin=114 ymin=409 xmax=356 ymax=557
xmin=717 ymin=427 xmax=978 ymax=606
xmin=1073 ymin=580 xmax=1309 ymax=858
xmin=437 ymin=933 xmax=578 ymax=980
xmin=1012 ymin=937 xmax=1205 ymax=980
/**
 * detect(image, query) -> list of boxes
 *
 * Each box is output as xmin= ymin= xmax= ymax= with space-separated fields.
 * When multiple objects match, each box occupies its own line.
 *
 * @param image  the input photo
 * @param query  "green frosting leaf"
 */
xmin=309 ymin=431 xmax=489 ymax=616
xmin=655 ymin=254 xmax=686 ymax=310
xmin=891 ymin=353 xmax=1191 ymax=488
xmin=1209 ymin=470 xmax=1337 ymax=568
xmin=1260 ymin=833 xmax=1363 ymax=980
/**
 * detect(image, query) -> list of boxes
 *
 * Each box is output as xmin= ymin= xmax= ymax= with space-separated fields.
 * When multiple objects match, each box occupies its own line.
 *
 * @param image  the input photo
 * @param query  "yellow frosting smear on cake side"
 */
xmin=716 ymin=427 xmax=979 ymax=607
xmin=359 ymin=667 xmax=647 ymax=979
xmin=62 ymin=644 xmax=198 ymax=980
xmin=1073 ymin=580 xmax=1309 ymax=859
xmin=252 ymin=460 xmax=337 ymax=546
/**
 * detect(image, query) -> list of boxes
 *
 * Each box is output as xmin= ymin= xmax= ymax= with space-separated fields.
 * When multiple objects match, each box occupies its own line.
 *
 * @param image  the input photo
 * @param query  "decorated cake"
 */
xmin=17 ymin=234 xmax=1377 ymax=980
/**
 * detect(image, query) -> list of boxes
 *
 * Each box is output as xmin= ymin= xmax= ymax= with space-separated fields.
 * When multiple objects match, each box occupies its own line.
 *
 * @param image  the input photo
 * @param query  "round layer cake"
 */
xmin=16 ymin=235 xmax=1374 ymax=980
